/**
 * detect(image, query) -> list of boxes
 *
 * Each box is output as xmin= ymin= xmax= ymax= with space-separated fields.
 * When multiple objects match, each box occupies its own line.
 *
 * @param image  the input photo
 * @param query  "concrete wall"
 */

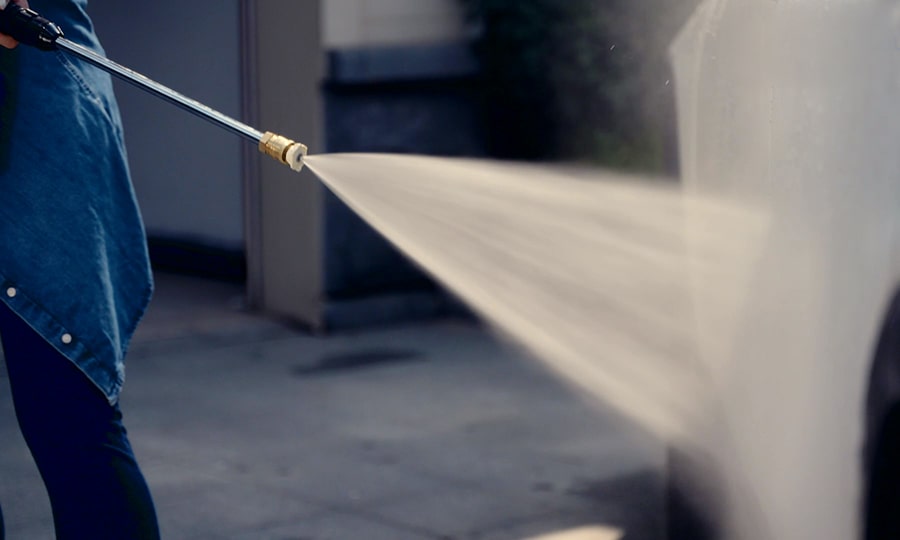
xmin=87 ymin=0 xmax=467 ymax=329
xmin=89 ymin=0 xmax=245 ymax=251
xmin=323 ymin=0 xmax=465 ymax=48
xmin=87 ymin=0 xmax=462 ymax=257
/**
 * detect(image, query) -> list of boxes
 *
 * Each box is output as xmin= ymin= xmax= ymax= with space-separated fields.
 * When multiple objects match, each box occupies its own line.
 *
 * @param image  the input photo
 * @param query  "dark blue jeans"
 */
xmin=0 ymin=302 xmax=160 ymax=540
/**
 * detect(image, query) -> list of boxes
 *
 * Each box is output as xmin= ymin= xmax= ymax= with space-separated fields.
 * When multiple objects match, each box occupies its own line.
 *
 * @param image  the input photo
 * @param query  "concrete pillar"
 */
xmin=241 ymin=0 xmax=325 ymax=329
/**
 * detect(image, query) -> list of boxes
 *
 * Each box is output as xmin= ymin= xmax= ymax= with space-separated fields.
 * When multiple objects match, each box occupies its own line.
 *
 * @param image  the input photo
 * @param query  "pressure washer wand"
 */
xmin=0 ymin=2 xmax=307 ymax=172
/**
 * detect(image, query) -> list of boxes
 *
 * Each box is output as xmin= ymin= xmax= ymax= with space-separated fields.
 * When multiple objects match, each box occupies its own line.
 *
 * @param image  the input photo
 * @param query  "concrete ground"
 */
xmin=0 ymin=272 xmax=664 ymax=540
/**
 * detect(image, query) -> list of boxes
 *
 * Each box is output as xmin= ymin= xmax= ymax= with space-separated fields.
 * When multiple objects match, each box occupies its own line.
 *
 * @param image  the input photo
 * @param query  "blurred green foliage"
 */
xmin=461 ymin=0 xmax=688 ymax=173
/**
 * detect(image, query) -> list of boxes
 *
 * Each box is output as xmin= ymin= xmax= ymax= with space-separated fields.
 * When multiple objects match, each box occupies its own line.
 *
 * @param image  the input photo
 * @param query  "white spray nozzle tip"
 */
xmin=285 ymin=142 xmax=308 ymax=172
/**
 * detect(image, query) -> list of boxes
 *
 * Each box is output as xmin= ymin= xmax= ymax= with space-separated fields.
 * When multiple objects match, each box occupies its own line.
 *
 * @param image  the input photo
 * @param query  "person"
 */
xmin=0 ymin=0 xmax=160 ymax=538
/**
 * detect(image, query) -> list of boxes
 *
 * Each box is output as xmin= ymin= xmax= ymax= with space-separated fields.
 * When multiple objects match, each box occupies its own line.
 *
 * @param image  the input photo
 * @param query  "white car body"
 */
xmin=670 ymin=1 xmax=900 ymax=538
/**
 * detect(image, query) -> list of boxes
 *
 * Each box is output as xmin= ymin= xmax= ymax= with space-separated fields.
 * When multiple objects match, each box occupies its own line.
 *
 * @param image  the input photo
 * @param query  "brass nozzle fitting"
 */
xmin=259 ymin=131 xmax=308 ymax=172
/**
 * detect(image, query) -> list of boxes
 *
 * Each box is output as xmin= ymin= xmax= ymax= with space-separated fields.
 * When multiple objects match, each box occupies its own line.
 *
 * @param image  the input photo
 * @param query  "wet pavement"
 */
xmin=0 ymin=272 xmax=664 ymax=539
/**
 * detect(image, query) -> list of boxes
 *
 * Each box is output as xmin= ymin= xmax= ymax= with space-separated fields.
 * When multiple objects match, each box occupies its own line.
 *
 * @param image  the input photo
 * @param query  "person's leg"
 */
xmin=0 ymin=302 xmax=159 ymax=540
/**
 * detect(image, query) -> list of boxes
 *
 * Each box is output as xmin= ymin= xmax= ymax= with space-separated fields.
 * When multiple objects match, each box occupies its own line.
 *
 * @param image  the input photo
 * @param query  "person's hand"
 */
xmin=0 ymin=0 xmax=30 ymax=49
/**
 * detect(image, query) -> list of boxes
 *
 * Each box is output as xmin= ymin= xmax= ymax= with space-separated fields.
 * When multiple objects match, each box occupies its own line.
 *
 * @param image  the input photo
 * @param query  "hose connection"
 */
xmin=259 ymin=131 xmax=307 ymax=172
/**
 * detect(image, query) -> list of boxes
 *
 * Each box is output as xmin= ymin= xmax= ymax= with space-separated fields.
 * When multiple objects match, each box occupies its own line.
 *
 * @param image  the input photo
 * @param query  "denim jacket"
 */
xmin=0 ymin=0 xmax=152 ymax=403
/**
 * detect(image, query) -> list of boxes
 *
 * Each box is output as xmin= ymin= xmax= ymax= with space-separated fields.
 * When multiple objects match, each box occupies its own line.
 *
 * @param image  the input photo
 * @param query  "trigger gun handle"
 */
xmin=0 ymin=2 xmax=63 ymax=50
